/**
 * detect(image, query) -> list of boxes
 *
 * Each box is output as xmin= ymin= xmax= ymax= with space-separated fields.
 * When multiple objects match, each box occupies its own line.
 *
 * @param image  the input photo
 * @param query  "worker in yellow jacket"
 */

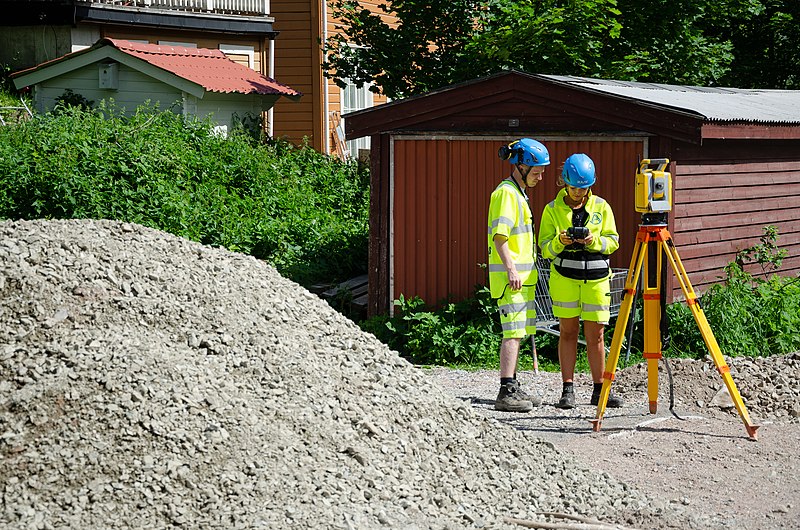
xmin=487 ymin=138 xmax=549 ymax=412
xmin=539 ymin=153 xmax=625 ymax=409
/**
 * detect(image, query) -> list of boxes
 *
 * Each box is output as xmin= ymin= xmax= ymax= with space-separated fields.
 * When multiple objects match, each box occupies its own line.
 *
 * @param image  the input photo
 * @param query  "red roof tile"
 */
xmin=103 ymin=38 xmax=300 ymax=97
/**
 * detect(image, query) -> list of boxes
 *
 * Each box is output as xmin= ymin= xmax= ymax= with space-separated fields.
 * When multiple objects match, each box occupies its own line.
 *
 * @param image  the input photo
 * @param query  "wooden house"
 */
xmin=11 ymin=38 xmax=300 ymax=132
xmin=344 ymin=70 xmax=800 ymax=316
xmin=0 ymin=0 xmax=393 ymax=156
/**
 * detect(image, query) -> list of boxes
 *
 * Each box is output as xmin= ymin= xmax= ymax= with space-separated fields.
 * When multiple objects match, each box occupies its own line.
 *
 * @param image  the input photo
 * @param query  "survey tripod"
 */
xmin=590 ymin=159 xmax=759 ymax=440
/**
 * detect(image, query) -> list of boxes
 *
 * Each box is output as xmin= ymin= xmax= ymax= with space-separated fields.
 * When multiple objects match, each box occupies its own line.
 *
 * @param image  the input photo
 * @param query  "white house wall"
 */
xmin=194 ymin=91 xmax=276 ymax=132
xmin=33 ymin=61 xmax=184 ymax=115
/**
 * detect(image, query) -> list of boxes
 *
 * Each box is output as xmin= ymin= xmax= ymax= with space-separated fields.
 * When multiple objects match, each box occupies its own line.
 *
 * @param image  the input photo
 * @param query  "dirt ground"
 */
xmin=428 ymin=364 xmax=800 ymax=530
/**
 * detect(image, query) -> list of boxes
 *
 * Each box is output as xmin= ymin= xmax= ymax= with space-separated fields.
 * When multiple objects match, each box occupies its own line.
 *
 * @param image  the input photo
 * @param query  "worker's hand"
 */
xmin=558 ymin=230 xmax=572 ymax=245
xmin=575 ymin=234 xmax=594 ymax=245
xmin=507 ymin=268 xmax=522 ymax=291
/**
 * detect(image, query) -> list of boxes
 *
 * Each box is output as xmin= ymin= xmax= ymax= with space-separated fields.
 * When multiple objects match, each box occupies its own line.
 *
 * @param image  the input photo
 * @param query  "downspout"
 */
xmin=322 ymin=0 xmax=330 ymax=154
xmin=268 ymin=37 xmax=275 ymax=138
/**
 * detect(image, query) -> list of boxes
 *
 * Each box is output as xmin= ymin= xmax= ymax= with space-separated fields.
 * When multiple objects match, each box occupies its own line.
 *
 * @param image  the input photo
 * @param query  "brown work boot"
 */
xmin=495 ymin=381 xmax=534 ymax=412
xmin=510 ymin=379 xmax=543 ymax=407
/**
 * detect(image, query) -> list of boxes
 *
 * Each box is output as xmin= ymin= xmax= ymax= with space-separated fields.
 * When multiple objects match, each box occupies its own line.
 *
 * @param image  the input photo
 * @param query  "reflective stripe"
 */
xmin=499 ymin=302 xmax=527 ymax=314
xmin=489 ymin=216 xmax=516 ymax=232
xmin=583 ymin=303 xmax=610 ymax=312
xmin=510 ymin=223 xmax=533 ymax=235
xmin=599 ymin=237 xmax=607 ymax=253
xmin=554 ymin=257 xmax=609 ymax=270
xmin=526 ymin=317 xmax=538 ymax=327
xmin=502 ymin=320 xmax=527 ymax=331
xmin=595 ymin=197 xmax=606 ymax=205
xmin=553 ymin=300 xmax=580 ymax=309
xmin=488 ymin=262 xmax=536 ymax=272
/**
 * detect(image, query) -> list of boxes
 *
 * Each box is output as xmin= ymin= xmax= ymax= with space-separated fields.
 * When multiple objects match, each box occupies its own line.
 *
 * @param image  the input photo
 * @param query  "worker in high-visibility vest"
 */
xmin=487 ymin=138 xmax=549 ymax=412
xmin=539 ymin=153 xmax=625 ymax=409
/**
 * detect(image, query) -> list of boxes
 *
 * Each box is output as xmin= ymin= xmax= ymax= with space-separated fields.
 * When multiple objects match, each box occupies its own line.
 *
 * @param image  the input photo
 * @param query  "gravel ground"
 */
xmin=426 ymin=352 xmax=800 ymax=530
xmin=1 ymin=218 xmax=713 ymax=530
xmin=1 ymin=218 xmax=796 ymax=530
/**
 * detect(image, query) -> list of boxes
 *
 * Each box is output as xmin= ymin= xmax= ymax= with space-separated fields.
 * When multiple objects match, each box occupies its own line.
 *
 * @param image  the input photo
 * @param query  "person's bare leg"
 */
xmin=499 ymin=338 xmax=521 ymax=378
xmin=584 ymin=320 xmax=606 ymax=383
xmin=558 ymin=317 xmax=580 ymax=382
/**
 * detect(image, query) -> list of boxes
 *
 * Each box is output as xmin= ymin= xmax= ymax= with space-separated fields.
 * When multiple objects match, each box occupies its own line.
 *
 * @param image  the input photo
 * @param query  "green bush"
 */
xmin=361 ymin=226 xmax=799 ymax=368
xmin=665 ymin=226 xmax=800 ymax=358
xmin=0 ymin=102 xmax=369 ymax=286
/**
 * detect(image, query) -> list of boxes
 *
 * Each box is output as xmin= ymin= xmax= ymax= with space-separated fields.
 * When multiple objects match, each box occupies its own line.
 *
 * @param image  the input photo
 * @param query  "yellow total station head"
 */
xmin=635 ymin=158 xmax=672 ymax=213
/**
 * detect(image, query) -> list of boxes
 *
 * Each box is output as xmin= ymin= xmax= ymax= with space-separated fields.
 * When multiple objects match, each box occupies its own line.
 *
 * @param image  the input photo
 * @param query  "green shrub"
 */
xmin=0 ymin=102 xmax=368 ymax=286
xmin=361 ymin=226 xmax=799 ymax=368
xmin=665 ymin=226 xmax=800 ymax=358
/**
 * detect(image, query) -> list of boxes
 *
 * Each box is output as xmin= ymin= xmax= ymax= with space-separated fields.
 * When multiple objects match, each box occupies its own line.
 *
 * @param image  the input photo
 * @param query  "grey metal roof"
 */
xmin=543 ymin=75 xmax=800 ymax=125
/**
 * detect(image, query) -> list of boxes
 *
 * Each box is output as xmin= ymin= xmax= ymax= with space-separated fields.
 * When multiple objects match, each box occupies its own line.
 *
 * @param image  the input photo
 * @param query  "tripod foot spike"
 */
xmin=746 ymin=424 xmax=760 ymax=441
xmin=589 ymin=419 xmax=602 ymax=432
xmin=649 ymin=402 xmax=657 ymax=414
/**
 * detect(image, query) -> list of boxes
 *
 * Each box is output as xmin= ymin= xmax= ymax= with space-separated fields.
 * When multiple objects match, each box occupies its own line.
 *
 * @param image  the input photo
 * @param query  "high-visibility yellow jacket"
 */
xmin=539 ymin=189 xmax=619 ymax=281
xmin=487 ymin=178 xmax=536 ymax=299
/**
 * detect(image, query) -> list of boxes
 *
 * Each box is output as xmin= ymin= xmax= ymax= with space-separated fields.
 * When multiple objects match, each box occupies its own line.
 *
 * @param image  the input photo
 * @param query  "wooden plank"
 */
xmin=676 ymin=182 xmax=800 ymax=203
xmin=676 ymin=172 xmax=800 ymax=190
xmin=674 ymin=211 xmax=800 ymax=232
xmin=674 ymin=196 xmax=787 ymax=217
xmin=677 ymin=160 xmax=800 ymax=175
xmin=674 ymin=218 xmax=799 ymax=240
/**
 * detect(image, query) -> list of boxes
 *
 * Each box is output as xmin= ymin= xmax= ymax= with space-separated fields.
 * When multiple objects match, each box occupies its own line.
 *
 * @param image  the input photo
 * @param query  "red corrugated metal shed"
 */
xmin=345 ymin=70 xmax=800 ymax=316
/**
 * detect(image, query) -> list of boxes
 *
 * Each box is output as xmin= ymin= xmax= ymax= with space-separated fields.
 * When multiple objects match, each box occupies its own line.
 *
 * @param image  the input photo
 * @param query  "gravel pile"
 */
xmin=0 ymin=219 xmax=702 ymax=530
xmin=613 ymin=354 xmax=800 ymax=422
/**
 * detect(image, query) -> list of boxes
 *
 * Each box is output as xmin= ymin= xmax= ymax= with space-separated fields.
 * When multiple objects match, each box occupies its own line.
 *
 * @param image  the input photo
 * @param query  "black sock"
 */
xmin=501 ymin=377 xmax=515 ymax=386
xmin=593 ymin=382 xmax=603 ymax=395
xmin=562 ymin=382 xmax=574 ymax=393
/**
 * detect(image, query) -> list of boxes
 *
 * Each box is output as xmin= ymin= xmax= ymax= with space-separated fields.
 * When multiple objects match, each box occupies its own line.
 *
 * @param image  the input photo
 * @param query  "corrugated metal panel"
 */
xmin=543 ymin=74 xmax=800 ymax=124
xmin=390 ymin=137 xmax=646 ymax=308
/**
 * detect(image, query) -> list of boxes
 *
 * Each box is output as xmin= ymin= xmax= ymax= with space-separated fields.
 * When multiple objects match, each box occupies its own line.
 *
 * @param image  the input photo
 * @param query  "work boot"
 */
xmin=511 ymin=380 xmax=543 ymax=407
xmin=495 ymin=382 xmax=534 ymax=412
xmin=555 ymin=387 xmax=575 ymax=409
xmin=591 ymin=390 xmax=625 ymax=408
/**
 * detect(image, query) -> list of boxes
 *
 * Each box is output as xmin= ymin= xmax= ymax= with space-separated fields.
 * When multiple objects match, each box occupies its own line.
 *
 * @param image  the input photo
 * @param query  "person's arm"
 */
xmin=585 ymin=201 xmax=620 ymax=255
xmin=538 ymin=205 xmax=567 ymax=260
xmin=493 ymin=234 xmax=522 ymax=290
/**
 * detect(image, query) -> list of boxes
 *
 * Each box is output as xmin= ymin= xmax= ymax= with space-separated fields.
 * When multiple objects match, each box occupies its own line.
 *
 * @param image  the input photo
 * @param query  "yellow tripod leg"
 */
xmin=662 ymin=238 xmax=759 ymax=440
xmin=591 ymin=234 xmax=647 ymax=431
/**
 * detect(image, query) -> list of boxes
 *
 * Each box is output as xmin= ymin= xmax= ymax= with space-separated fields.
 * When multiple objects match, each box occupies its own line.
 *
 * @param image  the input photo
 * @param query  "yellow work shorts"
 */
xmin=549 ymin=268 xmax=612 ymax=324
xmin=496 ymin=283 xmax=537 ymax=339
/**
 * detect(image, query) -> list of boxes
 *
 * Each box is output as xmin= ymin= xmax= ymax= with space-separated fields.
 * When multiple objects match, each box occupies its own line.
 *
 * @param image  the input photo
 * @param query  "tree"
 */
xmin=597 ymin=0 xmax=736 ymax=84
xmin=713 ymin=0 xmax=800 ymax=89
xmin=323 ymin=0 xmax=488 ymax=100
xmin=468 ymin=0 xmax=623 ymax=77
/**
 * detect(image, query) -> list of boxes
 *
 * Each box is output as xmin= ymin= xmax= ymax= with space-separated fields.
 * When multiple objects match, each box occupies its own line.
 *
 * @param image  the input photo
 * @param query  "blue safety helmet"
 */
xmin=498 ymin=138 xmax=550 ymax=167
xmin=562 ymin=153 xmax=596 ymax=188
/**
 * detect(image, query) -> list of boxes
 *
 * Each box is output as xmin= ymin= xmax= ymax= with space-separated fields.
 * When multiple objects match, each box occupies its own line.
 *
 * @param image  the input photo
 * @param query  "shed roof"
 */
xmin=545 ymin=74 xmax=800 ymax=124
xmin=12 ymin=38 xmax=300 ymax=99
xmin=345 ymin=70 xmax=800 ymax=143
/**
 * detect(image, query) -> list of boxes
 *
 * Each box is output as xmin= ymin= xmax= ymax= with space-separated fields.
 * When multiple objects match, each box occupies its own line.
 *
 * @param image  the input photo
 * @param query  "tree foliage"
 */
xmin=324 ymin=0 xmax=800 ymax=98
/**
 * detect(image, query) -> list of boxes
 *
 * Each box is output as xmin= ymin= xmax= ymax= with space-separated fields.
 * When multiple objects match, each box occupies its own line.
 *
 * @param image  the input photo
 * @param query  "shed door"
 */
xmin=390 ymin=136 xmax=647 ymax=308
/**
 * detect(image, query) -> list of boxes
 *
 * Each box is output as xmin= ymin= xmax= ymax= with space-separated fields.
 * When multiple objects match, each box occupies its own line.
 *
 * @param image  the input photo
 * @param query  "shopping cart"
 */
xmin=530 ymin=257 xmax=628 ymax=371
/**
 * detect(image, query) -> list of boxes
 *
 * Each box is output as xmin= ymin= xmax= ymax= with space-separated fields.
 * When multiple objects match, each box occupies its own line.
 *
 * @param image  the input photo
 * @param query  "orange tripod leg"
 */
xmin=661 ymin=237 xmax=759 ymax=440
xmin=591 ymin=231 xmax=647 ymax=431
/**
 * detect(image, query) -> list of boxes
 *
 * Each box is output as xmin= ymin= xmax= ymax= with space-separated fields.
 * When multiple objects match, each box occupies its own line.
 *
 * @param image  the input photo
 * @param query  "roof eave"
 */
xmin=345 ymin=71 xmax=706 ymax=144
xmin=701 ymin=122 xmax=800 ymax=140
xmin=13 ymin=44 xmax=205 ymax=98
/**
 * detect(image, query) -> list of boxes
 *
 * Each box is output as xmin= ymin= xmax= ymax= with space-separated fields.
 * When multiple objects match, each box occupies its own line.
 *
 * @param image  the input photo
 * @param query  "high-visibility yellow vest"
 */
xmin=487 ymin=178 xmax=536 ymax=299
xmin=539 ymin=189 xmax=619 ymax=280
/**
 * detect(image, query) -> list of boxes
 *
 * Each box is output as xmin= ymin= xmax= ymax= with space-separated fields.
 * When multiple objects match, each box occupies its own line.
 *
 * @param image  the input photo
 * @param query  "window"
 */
xmin=219 ymin=44 xmax=255 ymax=69
xmin=341 ymin=80 xmax=373 ymax=158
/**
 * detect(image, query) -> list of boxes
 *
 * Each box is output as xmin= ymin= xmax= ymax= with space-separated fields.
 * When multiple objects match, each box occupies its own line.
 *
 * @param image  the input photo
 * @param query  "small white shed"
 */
xmin=11 ymin=38 xmax=300 ymax=134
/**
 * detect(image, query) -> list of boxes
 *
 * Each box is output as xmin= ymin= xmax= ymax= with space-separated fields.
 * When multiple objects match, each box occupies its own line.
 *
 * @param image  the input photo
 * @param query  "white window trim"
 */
xmin=219 ymin=44 xmax=255 ymax=69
